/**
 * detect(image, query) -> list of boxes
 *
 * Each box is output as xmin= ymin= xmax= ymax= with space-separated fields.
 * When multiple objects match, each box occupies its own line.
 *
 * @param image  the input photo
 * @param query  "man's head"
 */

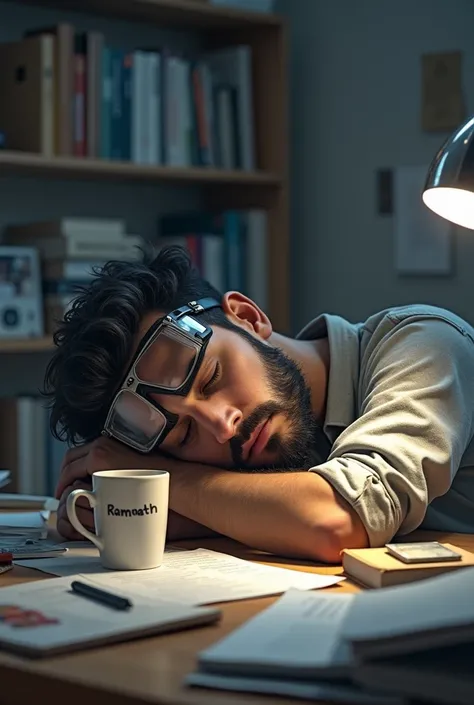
xmin=45 ymin=246 xmax=324 ymax=471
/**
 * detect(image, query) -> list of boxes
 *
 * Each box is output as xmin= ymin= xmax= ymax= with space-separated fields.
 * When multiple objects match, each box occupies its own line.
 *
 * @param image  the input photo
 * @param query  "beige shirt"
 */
xmin=297 ymin=304 xmax=474 ymax=546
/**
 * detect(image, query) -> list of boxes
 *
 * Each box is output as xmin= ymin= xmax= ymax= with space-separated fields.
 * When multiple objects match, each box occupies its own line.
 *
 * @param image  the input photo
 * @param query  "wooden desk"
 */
xmin=1 ymin=530 xmax=473 ymax=705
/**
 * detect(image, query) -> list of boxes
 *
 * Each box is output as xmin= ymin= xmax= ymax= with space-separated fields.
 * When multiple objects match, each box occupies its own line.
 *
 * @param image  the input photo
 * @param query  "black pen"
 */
xmin=70 ymin=580 xmax=133 ymax=611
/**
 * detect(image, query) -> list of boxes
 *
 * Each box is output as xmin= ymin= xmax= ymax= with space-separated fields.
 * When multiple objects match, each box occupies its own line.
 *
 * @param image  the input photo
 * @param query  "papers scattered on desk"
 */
xmin=190 ymin=569 xmax=474 ymax=705
xmin=0 ymin=538 xmax=67 ymax=559
xmin=0 ymin=575 xmax=220 ymax=658
xmin=0 ymin=511 xmax=50 ymax=538
xmin=17 ymin=547 xmax=344 ymax=605
xmin=188 ymin=588 xmax=403 ymax=704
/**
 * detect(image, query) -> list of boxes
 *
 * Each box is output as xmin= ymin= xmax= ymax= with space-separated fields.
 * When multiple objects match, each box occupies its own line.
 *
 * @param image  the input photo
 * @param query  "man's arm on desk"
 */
xmin=55 ymin=439 xmax=367 ymax=562
xmin=56 ymin=478 xmax=218 ymax=542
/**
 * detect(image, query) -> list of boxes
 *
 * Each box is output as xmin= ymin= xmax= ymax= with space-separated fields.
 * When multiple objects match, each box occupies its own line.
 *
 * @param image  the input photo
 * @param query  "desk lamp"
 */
xmin=423 ymin=115 xmax=474 ymax=228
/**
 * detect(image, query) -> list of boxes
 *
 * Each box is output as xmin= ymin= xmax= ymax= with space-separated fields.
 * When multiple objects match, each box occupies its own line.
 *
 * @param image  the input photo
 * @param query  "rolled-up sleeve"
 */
xmin=309 ymin=318 xmax=474 ymax=546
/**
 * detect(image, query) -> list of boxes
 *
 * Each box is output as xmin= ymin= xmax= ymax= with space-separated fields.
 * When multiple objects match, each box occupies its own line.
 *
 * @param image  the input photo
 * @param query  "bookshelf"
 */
xmin=0 ymin=0 xmax=289 ymax=346
xmin=0 ymin=151 xmax=280 ymax=187
xmin=0 ymin=336 xmax=53 ymax=353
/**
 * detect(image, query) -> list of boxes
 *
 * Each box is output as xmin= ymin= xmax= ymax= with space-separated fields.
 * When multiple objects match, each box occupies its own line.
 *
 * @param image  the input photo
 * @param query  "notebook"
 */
xmin=0 ymin=575 xmax=220 ymax=657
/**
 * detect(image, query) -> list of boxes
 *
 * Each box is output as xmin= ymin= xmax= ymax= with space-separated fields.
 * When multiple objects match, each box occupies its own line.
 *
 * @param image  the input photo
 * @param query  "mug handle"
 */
xmin=66 ymin=488 xmax=104 ymax=552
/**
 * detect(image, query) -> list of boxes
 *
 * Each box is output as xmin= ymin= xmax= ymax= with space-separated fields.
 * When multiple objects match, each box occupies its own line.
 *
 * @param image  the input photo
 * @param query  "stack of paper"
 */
xmin=187 ymin=568 xmax=474 ymax=704
xmin=0 ymin=511 xmax=50 ymax=538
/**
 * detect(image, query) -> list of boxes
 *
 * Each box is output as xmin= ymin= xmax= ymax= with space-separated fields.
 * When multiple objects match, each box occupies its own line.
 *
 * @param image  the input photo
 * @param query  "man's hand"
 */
xmin=55 ymin=437 xmax=217 ymax=541
xmin=57 ymin=478 xmax=95 ymax=540
xmin=55 ymin=437 xmax=156 ymax=500
xmin=55 ymin=437 xmax=162 ymax=540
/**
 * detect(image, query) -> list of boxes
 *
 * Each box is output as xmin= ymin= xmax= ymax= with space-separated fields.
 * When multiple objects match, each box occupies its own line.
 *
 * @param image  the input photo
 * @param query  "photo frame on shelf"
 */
xmin=0 ymin=246 xmax=44 ymax=339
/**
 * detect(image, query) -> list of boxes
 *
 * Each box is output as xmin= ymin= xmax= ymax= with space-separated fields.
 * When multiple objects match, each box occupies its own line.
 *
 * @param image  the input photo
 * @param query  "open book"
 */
xmin=0 ymin=575 xmax=220 ymax=657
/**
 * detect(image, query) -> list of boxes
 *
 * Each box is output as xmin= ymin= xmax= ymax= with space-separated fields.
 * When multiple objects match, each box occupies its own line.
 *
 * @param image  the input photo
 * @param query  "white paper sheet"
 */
xmin=198 ymin=588 xmax=354 ymax=675
xmin=186 ymin=672 xmax=403 ymax=705
xmin=17 ymin=547 xmax=344 ymax=605
xmin=0 ymin=511 xmax=48 ymax=529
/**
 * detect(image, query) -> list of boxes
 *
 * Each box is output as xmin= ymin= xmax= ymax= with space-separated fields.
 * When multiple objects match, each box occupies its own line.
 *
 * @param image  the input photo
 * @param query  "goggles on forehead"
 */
xmin=101 ymin=297 xmax=221 ymax=453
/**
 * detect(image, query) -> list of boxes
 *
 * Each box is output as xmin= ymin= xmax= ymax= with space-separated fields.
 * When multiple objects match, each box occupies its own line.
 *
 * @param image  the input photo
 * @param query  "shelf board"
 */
xmin=5 ymin=0 xmax=281 ymax=30
xmin=0 ymin=151 xmax=281 ymax=188
xmin=0 ymin=337 xmax=54 ymax=353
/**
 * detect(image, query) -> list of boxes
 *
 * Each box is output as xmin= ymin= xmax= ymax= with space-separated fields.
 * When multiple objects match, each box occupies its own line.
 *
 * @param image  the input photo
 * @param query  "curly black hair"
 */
xmin=43 ymin=245 xmax=236 ymax=445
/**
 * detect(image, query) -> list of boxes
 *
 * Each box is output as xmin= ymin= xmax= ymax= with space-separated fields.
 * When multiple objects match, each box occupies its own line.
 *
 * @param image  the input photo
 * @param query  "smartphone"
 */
xmin=385 ymin=541 xmax=463 ymax=564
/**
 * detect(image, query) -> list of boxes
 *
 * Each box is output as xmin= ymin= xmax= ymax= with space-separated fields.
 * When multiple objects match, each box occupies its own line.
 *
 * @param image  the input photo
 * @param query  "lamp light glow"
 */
xmin=423 ymin=115 xmax=474 ymax=229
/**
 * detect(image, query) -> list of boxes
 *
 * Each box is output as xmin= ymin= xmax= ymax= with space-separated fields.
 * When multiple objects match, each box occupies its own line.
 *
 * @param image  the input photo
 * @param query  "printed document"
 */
xmin=17 ymin=547 xmax=344 ymax=605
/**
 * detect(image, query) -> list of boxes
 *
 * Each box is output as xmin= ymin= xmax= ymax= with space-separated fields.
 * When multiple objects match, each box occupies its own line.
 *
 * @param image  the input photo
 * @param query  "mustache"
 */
xmin=229 ymin=401 xmax=283 ymax=466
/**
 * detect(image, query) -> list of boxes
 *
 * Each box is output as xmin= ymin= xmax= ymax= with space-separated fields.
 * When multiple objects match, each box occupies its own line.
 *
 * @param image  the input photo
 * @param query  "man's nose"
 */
xmin=193 ymin=399 xmax=242 ymax=444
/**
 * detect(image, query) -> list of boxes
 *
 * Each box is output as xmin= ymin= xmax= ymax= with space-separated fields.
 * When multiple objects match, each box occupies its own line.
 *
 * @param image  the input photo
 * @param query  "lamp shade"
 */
xmin=423 ymin=115 xmax=474 ymax=229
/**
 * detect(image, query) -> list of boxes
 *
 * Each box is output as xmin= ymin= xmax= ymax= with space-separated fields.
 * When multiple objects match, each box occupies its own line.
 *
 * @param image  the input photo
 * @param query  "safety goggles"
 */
xmin=101 ymin=297 xmax=221 ymax=453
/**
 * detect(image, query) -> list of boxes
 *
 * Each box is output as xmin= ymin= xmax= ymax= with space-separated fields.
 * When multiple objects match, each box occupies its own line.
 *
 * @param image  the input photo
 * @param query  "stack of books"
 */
xmin=0 ymin=24 xmax=255 ymax=169
xmin=3 ymin=217 xmax=143 ymax=333
xmin=187 ymin=564 xmax=474 ymax=705
xmin=158 ymin=209 xmax=267 ymax=310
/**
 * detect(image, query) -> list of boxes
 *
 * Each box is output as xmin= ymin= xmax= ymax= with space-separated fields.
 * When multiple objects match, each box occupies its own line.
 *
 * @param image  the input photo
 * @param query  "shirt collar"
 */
xmin=296 ymin=314 xmax=361 ymax=438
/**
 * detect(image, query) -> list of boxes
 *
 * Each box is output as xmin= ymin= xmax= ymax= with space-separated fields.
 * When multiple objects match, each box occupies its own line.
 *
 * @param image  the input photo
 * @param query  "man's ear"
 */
xmin=221 ymin=291 xmax=272 ymax=341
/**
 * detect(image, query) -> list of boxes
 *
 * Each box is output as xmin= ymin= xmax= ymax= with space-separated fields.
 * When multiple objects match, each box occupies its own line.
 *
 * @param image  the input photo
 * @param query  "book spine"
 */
xmin=86 ymin=31 xmax=103 ymax=158
xmin=122 ymin=52 xmax=132 ymax=161
xmin=73 ymin=33 xmax=86 ymax=157
xmin=148 ymin=52 xmax=161 ymax=164
xmin=56 ymin=23 xmax=74 ymax=156
xmin=41 ymin=35 xmax=54 ymax=157
xmin=110 ymin=49 xmax=123 ymax=160
xmin=100 ymin=46 xmax=112 ymax=159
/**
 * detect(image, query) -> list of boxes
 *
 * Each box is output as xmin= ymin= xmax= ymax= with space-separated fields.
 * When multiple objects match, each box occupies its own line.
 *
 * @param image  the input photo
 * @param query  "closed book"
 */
xmin=0 ymin=36 xmax=54 ymax=155
xmin=6 ymin=217 xmax=125 ymax=239
xmin=342 ymin=544 xmax=474 ymax=589
xmin=3 ymin=233 xmax=143 ymax=260
xmin=86 ymin=31 xmax=104 ymax=158
xmin=25 ymin=23 xmax=75 ymax=156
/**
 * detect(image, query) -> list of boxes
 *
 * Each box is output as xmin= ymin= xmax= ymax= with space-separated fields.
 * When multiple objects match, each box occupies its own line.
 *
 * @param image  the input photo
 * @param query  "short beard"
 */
xmin=229 ymin=332 xmax=331 ymax=471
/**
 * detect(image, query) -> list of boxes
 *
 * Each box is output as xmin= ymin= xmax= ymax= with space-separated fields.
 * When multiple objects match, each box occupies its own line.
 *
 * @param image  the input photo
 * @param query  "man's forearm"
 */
xmin=168 ymin=465 xmax=368 ymax=562
xmin=166 ymin=510 xmax=219 ymax=541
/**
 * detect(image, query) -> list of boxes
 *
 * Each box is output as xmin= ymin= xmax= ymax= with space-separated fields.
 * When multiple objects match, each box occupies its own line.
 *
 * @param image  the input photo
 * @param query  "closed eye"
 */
xmin=179 ymin=362 xmax=221 ymax=448
xmin=203 ymin=361 xmax=221 ymax=397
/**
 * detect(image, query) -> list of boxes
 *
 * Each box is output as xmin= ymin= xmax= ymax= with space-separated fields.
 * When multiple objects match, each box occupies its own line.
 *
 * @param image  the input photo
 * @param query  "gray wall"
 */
xmin=277 ymin=0 xmax=474 ymax=332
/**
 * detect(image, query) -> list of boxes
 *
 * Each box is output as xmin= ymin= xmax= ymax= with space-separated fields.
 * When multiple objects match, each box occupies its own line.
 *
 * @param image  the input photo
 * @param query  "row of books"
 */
xmin=1 ymin=211 xmax=267 ymax=335
xmin=0 ymin=23 xmax=255 ymax=169
xmin=0 ymin=396 xmax=65 ymax=496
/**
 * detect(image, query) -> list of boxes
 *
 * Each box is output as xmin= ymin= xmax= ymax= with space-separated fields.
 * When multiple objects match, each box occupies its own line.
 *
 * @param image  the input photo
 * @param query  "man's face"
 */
xmin=137 ymin=315 xmax=324 ymax=471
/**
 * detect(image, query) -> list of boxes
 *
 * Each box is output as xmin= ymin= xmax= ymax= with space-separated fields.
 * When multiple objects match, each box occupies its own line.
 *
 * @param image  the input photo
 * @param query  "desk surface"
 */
xmin=2 ymin=529 xmax=474 ymax=705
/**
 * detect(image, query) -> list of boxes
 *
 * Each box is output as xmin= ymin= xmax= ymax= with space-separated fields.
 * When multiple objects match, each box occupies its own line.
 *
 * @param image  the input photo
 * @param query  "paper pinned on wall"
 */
xmin=394 ymin=165 xmax=453 ymax=275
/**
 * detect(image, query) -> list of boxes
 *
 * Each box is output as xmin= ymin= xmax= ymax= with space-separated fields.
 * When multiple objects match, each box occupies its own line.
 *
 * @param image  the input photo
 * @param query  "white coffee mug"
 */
xmin=66 ymin=469 xmax=169 ymax=571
